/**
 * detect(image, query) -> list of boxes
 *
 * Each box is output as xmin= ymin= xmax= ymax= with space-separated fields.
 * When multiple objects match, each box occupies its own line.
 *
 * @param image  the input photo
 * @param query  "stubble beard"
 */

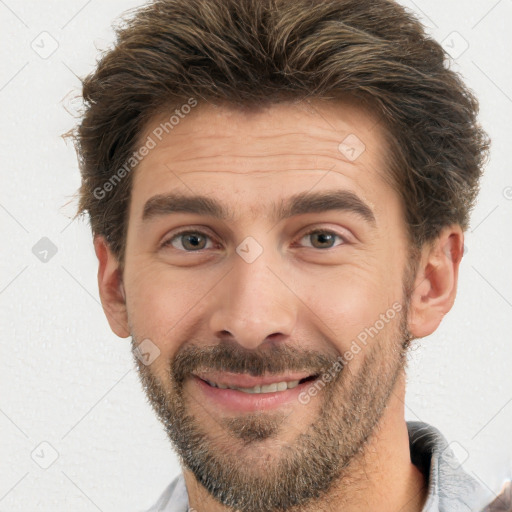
xmin=132 ymin=300 xmax=412 ymax=512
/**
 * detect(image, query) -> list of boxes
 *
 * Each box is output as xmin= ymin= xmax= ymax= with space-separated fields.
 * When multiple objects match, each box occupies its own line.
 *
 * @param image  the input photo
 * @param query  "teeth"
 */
xmin=205 ymin=379 xmax=301 ymax=393
xmin=276 ymin=381 xmax=288 ymax=391
xmin=261 ymin=383 xmax=278 ymax=393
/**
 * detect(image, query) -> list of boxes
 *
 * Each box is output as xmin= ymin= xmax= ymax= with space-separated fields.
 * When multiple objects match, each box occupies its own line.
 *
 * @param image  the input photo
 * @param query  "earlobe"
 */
xmin=93 ymin=235 xmax=130 ymax=338
xmin=407 ymin=227 xmax=464 ymax=339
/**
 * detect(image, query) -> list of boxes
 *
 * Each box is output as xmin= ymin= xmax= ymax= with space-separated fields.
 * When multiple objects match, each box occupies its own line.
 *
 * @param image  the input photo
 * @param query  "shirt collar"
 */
xmin=407 ymin=421 xmax=491 ymax=511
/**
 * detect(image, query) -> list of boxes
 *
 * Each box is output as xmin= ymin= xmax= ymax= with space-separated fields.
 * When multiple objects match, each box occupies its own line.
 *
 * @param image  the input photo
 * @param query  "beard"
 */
xmin=131 ymin=296 xmax=413 ymax=512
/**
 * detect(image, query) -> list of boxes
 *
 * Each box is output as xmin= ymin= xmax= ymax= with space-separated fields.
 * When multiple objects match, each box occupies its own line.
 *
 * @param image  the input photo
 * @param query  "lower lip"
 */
xmin=191 ymin=375 xmax=317 ymax=413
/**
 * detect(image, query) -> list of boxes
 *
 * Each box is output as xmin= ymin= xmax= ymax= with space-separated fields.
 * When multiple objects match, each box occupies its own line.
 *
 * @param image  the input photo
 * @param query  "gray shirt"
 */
xmin=141 ymin=421 xmax=509 ymax=512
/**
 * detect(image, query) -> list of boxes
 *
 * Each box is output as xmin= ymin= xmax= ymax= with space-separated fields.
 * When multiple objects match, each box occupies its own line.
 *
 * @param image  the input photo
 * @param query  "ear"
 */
xmin=407 ymin=225 xmax=464 ymax=339
xmin=93 ymin=235 xmax=130 ymax=338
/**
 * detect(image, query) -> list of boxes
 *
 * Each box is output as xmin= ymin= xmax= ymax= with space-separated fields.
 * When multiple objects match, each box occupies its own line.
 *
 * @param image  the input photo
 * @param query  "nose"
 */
xmin=208 ymin=254 xmax=297 ymax=350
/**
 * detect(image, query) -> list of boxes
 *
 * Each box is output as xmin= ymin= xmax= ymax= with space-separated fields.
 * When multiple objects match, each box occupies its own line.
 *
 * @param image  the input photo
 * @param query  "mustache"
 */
xmin=170 ymin=342 xmax=341 ymax=386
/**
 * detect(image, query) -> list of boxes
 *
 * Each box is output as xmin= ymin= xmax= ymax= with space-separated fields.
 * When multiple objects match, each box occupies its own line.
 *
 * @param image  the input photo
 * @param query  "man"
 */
xmin=71 ymin=0 xmax=509 ymax=510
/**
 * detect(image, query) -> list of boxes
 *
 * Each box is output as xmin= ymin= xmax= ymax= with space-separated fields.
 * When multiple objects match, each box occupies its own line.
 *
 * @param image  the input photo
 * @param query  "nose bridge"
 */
xmin=209 ymin=250 xmax=297 ymax=349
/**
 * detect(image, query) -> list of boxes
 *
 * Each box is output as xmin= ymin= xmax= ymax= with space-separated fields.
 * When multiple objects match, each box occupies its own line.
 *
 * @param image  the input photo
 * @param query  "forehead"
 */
xmin=130 ymin=98 xmax=397 ymax=222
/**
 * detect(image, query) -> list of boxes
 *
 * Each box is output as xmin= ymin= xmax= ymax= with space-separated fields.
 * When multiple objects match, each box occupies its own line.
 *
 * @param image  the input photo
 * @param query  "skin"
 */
xmin=94 ymin=98 xmax=464 ymax=512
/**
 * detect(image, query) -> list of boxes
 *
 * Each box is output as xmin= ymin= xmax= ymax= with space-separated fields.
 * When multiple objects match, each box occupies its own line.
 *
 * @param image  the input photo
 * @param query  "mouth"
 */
xmin=190 ymin=371 xmax=321 ymax=412
xmin=193 ymin=370 xmax=319 ymax=393
xmin=199 ymin=374 xmax=318 ymax=393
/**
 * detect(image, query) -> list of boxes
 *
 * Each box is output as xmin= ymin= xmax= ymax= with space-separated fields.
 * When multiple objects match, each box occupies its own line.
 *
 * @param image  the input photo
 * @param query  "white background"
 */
xmin=1 ymin=0 xmax=511 ymax=510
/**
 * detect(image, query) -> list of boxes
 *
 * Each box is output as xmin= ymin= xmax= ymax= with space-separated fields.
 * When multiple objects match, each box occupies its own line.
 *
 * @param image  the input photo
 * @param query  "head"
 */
xmin=71 ymin=0 xmax=489 ymax=510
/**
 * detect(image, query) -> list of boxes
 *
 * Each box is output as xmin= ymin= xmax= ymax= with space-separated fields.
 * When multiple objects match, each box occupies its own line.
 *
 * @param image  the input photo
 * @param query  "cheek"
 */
xmin=124 ymin=264 xmax=205 ymax=352
xmin=295 ymin=262 xmax=402 ymax=351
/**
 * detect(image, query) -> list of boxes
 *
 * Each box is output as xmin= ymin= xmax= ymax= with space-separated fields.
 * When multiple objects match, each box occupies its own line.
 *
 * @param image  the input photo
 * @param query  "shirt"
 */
xmin=141 ymin=421 xmax=510 ymax=512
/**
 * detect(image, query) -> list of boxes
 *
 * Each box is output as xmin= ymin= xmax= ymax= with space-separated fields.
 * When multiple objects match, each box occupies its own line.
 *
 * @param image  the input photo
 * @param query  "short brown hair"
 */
xmin=71 ymin=0 xmax=489 ymax=264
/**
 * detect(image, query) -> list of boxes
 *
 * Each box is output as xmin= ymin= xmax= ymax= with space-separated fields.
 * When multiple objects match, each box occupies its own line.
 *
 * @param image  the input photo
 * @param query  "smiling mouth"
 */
xmin=199 ymin=374 xmax=319 ymax=394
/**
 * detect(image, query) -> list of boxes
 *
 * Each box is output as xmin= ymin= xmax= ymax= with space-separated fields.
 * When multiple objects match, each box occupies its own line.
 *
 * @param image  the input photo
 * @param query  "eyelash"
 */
xmin=161 ymin=227 xmax=348 ymax=252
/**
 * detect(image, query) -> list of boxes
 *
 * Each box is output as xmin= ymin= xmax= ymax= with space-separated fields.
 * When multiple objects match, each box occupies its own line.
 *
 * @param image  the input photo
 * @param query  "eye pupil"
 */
xmin=182 ymin=233 xmax=206 ymax=250
xmin=311 ymin=232 xmax=335 ymax=248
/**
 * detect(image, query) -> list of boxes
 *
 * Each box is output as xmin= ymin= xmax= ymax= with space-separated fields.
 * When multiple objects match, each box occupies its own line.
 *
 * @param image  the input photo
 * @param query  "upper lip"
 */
xmin=192 ymin=371 xmax=315 ymax=388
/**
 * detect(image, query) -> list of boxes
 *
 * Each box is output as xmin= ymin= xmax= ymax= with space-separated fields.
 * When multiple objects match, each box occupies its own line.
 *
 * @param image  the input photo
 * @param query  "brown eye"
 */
xmin=299 ymin=230 xmax=345 ymax=249
xmin=164 ymin=231 xmax=213 ymax=251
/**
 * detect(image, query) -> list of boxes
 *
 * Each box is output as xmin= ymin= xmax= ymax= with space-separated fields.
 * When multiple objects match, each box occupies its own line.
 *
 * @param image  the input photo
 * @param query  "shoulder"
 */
xmin=484 ymin=480 xmax=512 ymax=512
xmin=138 ymin=473 xmax=189 ymax=512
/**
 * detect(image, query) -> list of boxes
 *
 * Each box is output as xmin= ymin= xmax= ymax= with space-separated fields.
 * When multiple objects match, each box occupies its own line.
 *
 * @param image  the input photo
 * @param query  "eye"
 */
xmin=296 ymin=229 xmax=347 ymax=249
xmin=161 ymin=227 xmax=348 ymax=253
xmin=161 ymin=230 xmax=216 ymax=252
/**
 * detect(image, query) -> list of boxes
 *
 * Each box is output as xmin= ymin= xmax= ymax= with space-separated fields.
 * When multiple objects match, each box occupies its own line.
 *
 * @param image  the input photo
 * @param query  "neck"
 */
xmin=183 ymin=372 xmax=428 ymax=512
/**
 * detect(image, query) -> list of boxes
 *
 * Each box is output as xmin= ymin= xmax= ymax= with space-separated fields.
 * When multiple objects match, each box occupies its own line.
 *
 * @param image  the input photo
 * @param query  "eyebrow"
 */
xmin=142 ymin=189 xmax=376 ymax=226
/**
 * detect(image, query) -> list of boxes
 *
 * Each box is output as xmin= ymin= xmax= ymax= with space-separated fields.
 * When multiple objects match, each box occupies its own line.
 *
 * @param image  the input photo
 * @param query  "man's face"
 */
xmin=122 ymin=99 xmax=414 ymax=511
